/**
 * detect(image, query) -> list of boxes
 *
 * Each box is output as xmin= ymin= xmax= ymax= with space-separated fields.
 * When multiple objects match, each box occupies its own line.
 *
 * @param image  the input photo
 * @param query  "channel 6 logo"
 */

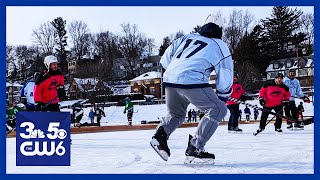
xmin=16 ymin=112 xmax=70 ymax=166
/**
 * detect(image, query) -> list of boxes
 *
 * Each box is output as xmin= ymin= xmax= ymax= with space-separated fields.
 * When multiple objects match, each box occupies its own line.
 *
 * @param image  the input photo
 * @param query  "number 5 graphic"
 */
xmin=47 ymin=122 xmax=60 ymax=140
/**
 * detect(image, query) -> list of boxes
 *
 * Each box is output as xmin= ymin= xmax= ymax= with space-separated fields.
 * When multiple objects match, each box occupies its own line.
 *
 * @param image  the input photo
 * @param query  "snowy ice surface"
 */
xmin=7 ymin=123 xmax=313 ymax=174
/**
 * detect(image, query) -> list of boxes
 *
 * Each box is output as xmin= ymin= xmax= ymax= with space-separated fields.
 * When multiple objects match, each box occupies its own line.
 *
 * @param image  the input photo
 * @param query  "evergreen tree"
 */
xmin=261 ymin=6 xmax=305 ymax=59
xmin=51 ymin=17 xmax=69 ymax=73
xmin=233 ymin=25 xmax=269 ymax=74
xmin=158 ymin=36 xmax=171 ymax=56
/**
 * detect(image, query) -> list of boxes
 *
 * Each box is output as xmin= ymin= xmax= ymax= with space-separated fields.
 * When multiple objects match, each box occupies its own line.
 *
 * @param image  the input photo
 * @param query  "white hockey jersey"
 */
xmin=160 ymin=33 xmax=233 ymax=94
xmin=20 ymin=80 xmax=35 ymax=105
xmin=283 ymin=77 xmax=304 ymax=101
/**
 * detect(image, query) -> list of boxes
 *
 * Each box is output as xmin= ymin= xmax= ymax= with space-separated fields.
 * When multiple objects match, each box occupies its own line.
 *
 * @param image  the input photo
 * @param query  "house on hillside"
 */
xmin=113 ymin=55 xmax=161 ymax=80
xmin=68 ymin=78 xmax=110 ymax=99
xmin=129 ymin=71 xmax=162 ymax=98
xmin=265 ymin=55 xmax=314 ymax=86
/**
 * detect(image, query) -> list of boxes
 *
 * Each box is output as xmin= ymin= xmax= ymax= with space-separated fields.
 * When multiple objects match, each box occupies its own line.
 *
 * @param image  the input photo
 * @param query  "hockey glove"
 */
xmin=259 ymin=98 xmax=266 ymax=107
xmin=240 ymin=94 xmax=247 ymax=102
xmin=216 ymin=89 xmax=232 ymax=103
xmin=35 ymin=102 xmax=45 ymax=111
xmin=282 ymin=100 xmax=290 ymax=109
xmin=303 ymin=96 xmax=310 ymax=103
xmin=20 ymin=97 xmax=27 ymax=104
xmin=57 ymin=86 xmax=66 ymax=100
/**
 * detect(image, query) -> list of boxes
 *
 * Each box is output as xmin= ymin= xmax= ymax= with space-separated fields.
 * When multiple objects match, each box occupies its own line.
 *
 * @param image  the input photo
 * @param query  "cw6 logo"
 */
xmin=19 ymin=122 xmax=68 ymax=156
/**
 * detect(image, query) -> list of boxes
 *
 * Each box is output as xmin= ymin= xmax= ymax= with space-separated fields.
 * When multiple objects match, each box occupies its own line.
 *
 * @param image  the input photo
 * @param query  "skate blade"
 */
xmin=184 ymin=156 xmax=215 ymax=164
xmin=150 ymin=139 xmax=169 ymax=161
xmin=292 ymin=128 xmax=304 ymax=131
xmin=228 ymin=131 xmax=243 ymax=134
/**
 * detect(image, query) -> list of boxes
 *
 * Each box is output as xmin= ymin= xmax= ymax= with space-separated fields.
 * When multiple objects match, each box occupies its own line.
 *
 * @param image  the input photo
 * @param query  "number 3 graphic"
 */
xmin=20 ymin=122 xmax=35 ymax=139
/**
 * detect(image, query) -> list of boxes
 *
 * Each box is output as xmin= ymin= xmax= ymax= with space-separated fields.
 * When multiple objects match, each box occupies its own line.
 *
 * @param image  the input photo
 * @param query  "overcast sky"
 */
xmin=6 ymin=6 xmax=314 ymax=50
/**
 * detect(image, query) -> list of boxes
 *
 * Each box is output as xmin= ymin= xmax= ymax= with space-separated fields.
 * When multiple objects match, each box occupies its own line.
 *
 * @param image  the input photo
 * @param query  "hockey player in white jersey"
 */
xmin=283 ymin=69 xmax=310 ymax=130
xmin=150 ymin=20 xmax=233 ymax=163
xmin=20 ymin=72 xmax=40 ymax=111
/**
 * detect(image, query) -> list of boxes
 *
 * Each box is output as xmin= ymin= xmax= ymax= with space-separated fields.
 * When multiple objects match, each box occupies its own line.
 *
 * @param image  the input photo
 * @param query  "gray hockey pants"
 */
xmin=160 ymin=87 xmax=227 ymax=151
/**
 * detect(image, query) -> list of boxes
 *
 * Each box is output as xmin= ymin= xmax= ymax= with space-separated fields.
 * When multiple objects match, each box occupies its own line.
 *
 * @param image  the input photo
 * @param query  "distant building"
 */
xmin=68 ymin=60 xmax=77 ymax=75
xmin=209 ymin=71 xmax=217 ymax=89
xmin=111 ymin=85 xmax=131 ymax=95
xmin=129 ymin=71 xmax=162 ymax=98
xmin=67 ymin=78 xmax=110 ymax=99
xmin=113 ymin=55 xmax=161 ymax=80
xmin=265 ymin=55 xmax=314 ymax=86
xmin=6 ymin=82 xmax=23 ymax=106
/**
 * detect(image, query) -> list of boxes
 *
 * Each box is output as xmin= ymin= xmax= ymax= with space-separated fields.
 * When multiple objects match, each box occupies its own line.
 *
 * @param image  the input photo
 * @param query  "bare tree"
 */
xmin=68 ymin=20 xmax=90 ymax=61
xmin=235 ymin=60 xmax=261 ymax=91
xmin=298 ymin=12 xmax=314 ymax=54
xmin=243 ymin=10 xmax=254 ymax=35
xmin=6 ymin=44 xmax=16 ymax=79
xmin=118 ymin=23 xmax=149 ymax=79
xmin=32 ymin=21 xmax=55 ymax=55
xmin=145 ymin=38 xmax=156 ymax=56
xmin=6 ymin=44 xmax=14 ymax=67
xmin=169 ymin=30 xmax=185 ymax=42
xmin=93 ymin=31 xmax=121 ymax=81
xmin=15 ymin=45 xmax=37 ymax=79
xmin=224 ymin=9 xmax=254 ymax=53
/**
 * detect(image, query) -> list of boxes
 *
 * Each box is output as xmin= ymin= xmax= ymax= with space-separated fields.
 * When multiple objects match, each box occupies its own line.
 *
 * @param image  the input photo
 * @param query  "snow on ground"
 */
xmin=6 ymin=123 xmax=314 ymax=174
xmin=60 ymin=98 xmax=314 ymax=126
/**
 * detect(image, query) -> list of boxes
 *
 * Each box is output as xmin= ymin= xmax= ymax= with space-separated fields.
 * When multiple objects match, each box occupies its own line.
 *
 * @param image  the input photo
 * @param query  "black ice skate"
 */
xmin=253 ymin=128 xmax=264 ymax=136
xmin=293 ymin=123 xmax=304 ymax=131
xmin=287 ymin=124 xmax=293 ymax=130
xmin=275 ymin=128 xmax=283 ymax=133
xmin=150 ymin=126 xmax=170 ymax=161
xmin=184 ymin=135 xmax=215 ymax=164
xmin=228 ymin=126 xmax=243 ymax=133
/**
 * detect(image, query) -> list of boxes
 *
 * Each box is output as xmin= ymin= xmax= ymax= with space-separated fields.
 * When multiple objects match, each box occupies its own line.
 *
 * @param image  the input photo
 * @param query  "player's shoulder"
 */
xmin=280 ymin=83 xmax=290 ymax=91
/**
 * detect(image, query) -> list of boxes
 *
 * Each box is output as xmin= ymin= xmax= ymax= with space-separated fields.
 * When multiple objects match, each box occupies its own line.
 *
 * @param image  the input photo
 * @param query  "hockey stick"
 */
xmin=228 ymin=97 xmax=298 ymax=123
xmin=6 ymin=123 xmax=16 ymax=135
xmin=290 ymin=96 xmax=313 ymax=103
xmin=253 ymin=109 xmax=283 ymax=136
xmin=40 ymin=96 xmax=59 ymax=111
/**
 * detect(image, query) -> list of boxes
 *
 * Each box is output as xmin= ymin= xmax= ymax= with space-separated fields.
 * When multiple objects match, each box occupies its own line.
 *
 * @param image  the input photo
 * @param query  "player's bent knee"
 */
xmin=207 ymin=104 xmax=227 ymax=123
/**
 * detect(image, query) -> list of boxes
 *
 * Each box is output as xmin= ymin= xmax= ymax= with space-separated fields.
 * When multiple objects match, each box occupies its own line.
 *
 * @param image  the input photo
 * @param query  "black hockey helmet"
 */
xmin=275 ymin=73 xmax=284 ymax=78
xmin=199 ymin=22 xmax=222 ymax=39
